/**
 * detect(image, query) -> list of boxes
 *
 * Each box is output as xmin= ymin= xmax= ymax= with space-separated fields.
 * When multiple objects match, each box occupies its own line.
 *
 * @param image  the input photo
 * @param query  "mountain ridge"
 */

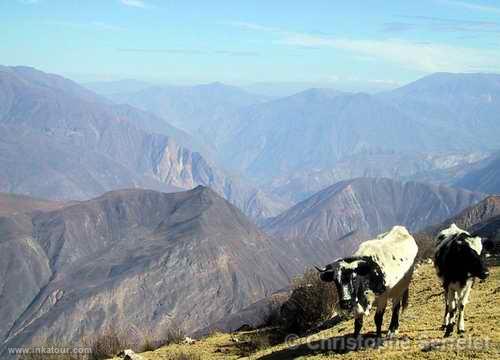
xmin=0 ymin=186 xmax=300 ymax=355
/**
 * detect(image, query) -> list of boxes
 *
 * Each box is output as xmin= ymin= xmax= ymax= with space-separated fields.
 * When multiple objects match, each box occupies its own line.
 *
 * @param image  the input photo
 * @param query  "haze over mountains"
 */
xmin=0 ymin=66 xmax=286 ymax=219
xmin=108 ymin=82 xmax=268 ymax=146
xmin=89 ymin=72 xmax=499 ymax=203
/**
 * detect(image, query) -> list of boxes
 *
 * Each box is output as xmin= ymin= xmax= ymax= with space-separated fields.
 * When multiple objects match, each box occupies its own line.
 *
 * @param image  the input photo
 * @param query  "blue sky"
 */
xmin=2 ymin=0 xmax=500 ymax=89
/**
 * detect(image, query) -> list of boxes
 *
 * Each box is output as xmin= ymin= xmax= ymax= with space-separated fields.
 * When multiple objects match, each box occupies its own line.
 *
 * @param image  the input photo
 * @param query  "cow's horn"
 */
xmin=314 ymin=265 xmax=327 ymax=272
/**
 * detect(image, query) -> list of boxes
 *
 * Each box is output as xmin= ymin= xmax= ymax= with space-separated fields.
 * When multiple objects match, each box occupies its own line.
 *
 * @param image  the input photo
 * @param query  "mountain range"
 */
xmin=0 ymin=187 xmax=299 ymax=353
xmin=264 ymin=177 xmax=485 ymax=265
xmin=2 ymin=64 xmax=500 ymax=355
xmin=0 ymin=66 xmax=287 ymax=219
xmin=107 ymin=82 xmax=268 ymax=146
xmin=86 ymin=71 xmax=500 ymax=203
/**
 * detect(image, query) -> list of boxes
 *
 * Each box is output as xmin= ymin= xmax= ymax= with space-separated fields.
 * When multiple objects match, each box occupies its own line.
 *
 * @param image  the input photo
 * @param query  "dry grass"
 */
xmin=249 ymin=264 xmax=500 ymax=359
xmin=129 ymin=264 xmax=499 ymax=360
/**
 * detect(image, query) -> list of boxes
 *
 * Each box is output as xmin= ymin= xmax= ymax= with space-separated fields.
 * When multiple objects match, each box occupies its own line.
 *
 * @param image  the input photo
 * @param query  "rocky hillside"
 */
xmin=0 ymin=187 xmax=300 ymax=356
xmin=264 ymin=177 xmax=485 ymax=265
xmin=0 ymin=66 xmax=286 ymax=219
xmin=454 ymin=152 xmax=500 ymax=195
xmin=415 ymin=195 xmax=500 ymax=258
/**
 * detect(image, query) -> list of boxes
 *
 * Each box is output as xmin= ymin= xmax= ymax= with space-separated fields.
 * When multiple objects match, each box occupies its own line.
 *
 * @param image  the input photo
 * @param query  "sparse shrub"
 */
xmin=88 ymin=329 xmax=126 ymax=360
xmin=279 ymin=268 xmax=337 ymax=333
xmin=262 ymin=296 xmax=284 ymax=328
xmin=163 ymin=324 xmax=185 ymax=345
xmin=140 ymin=336 xmax=157 ymax=352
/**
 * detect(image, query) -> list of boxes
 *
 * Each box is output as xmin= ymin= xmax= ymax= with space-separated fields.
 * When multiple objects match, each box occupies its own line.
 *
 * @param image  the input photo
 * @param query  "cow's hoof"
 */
xmin=457 ymin=329 xmax=465 ymax=336
xmin=386 ymin=331 xmax=398 ymax=339
xmin=440 ymin=324 xmax=447 ymax=331
xmin=444 ymin=324 xmax=454 ymax=337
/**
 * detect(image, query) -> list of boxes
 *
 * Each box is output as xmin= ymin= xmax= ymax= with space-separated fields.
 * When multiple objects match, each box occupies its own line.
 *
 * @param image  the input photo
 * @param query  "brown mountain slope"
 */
xmin=0 ymin=187 xmax=299 ymax=357
xmin=264 ymin=177 xmax=485 ymax=265
xmin=416 ymin=195 xmax=500 ymax=258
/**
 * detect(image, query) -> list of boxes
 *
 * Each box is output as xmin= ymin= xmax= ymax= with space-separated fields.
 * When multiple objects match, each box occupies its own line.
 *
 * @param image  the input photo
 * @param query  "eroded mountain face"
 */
xmin=264 ymin=177 xmax=486 ymax=265
xmin=0 ymin=187 xmax=299 ymax=354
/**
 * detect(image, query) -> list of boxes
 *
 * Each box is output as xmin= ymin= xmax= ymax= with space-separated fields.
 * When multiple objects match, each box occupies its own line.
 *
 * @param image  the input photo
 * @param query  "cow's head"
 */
xmin=316 ymin=257 xmax=385 ymax=316
xmin=436 ymin=224 xmax=494 ymax=280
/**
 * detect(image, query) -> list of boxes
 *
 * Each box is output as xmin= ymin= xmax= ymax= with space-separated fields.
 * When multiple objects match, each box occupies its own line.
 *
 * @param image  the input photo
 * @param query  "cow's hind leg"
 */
xmin=387 ymin=299 xmax=402 ymax=338
xmin=441 ymin=304 xmax=449 ymax=330
xmin=457 ymin=279 xmax=473 ymax=335
xmin=444 ymin=287 xmax=458 ymax=337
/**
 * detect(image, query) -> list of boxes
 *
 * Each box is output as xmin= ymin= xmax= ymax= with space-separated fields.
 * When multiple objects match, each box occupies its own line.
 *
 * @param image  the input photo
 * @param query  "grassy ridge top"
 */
xmin=120 ymin=264 xmax=500 ymax=360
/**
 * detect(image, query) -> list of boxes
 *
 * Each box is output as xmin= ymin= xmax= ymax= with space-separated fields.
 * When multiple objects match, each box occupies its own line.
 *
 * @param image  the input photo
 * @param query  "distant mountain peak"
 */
xmin=290 ymin=87 xmax=344 ymax=100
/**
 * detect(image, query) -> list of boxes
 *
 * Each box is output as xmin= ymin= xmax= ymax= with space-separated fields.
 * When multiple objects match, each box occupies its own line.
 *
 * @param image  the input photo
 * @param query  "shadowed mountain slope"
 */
xmin=454 ymin=152 xmax=500 ymax=195
xmin=0 ymin=187 xmax=299 ymax=356
xmin=264 ymin=177 xmax=485 ymax=265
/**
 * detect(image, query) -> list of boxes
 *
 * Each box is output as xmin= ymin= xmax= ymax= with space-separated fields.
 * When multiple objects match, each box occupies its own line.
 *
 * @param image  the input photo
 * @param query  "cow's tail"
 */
xmin=401 ymin=287 xmax=410 ymax=312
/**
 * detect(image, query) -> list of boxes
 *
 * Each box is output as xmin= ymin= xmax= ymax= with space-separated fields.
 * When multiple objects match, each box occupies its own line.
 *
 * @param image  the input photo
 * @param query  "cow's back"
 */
xmin=355 ymin=226 xmax=418 ymax=289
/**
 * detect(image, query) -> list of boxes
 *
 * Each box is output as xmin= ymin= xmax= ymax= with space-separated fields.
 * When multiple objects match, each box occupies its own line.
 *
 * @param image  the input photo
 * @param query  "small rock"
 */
xmin=183 ymin=336 xmax=196 ymax=345
xmin=230 ymin=336 xmax=240 ymax=343
xmin=117 ymin=349 xmax=144 ymax=360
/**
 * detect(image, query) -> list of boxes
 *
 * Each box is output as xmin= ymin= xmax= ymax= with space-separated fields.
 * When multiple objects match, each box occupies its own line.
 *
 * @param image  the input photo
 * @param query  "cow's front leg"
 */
xmin=374 ymin=297 xmax=387 ymax=338
xmin=354 ymin=315 xmax=363 ymax=337
xmin=444 ymin=288 xmax=457 ymax=337
xmin=374 ymin=308 xmax=385 ymax=338
xmin=388 ymin=300 xmax=402 ymax=338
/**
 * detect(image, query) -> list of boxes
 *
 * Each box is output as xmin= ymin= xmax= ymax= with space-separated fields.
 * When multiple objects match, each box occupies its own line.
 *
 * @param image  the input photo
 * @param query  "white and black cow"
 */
xmin=434 ymin=223 xmax=493 ymax=337
xmin=316 ymin=226 xmax=418 ymax=338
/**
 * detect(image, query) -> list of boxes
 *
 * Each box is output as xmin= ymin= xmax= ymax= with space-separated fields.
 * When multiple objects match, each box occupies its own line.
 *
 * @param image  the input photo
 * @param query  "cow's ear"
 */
xmin=355 ymin=261 xmax=371 ymax=276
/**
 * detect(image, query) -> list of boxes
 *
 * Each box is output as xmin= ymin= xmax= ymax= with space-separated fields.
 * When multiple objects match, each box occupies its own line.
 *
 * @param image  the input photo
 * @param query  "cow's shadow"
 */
xmin=256 ymin=333 xmax=384 ymax=360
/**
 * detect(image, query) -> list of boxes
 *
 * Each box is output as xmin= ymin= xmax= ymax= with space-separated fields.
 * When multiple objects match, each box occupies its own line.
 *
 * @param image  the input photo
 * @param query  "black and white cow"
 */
xmin=434 ymin=223 xmax=493 ymax=337
xmin=316 ymin=226 xmax=418 ymax=338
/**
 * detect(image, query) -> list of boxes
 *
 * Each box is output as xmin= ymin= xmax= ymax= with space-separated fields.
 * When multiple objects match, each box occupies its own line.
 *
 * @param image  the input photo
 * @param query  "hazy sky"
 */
xmin=2 ymin=0 xmax=500 ymax=89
